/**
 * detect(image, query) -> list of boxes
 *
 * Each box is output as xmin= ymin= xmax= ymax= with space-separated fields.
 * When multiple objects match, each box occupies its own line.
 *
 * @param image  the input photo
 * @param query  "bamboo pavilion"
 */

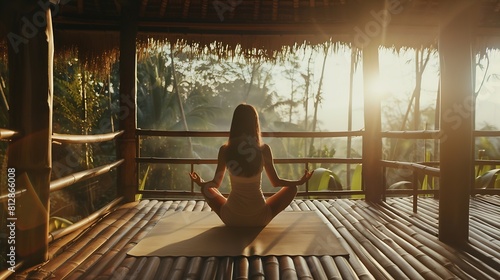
xmin=1 ymin=0 xmax=500 ymax=279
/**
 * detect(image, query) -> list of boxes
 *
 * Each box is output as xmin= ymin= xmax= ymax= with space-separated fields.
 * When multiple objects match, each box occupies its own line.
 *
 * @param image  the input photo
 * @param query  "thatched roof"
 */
xmin=2 ymin=0 xmax=500 ymax=65
xmin=50 ymin=0 xmax=500 ymax=59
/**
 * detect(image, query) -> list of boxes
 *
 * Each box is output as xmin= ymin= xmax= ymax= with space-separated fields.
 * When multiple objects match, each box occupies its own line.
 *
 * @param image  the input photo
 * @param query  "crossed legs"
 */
xmin=265 ymin=186 xmax=298 ymax=217
xmin=201 ymin=186 xmax=226 ymax=216
xmin=202 ymin=185 xmax=297 ymax=219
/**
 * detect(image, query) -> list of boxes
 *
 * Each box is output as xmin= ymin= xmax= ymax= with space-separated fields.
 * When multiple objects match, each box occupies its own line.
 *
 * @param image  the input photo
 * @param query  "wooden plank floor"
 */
xmin=12 ymin=196 xmax=500 ymax=280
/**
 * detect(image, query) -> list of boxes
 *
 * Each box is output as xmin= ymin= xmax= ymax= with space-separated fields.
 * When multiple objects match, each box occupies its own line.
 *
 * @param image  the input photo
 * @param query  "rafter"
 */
xmin=114 ymin=0 xmax=121 ymax=14
xmin=140 ymin=0 xmax=148 ymax=17
xmin=293 ymin=0 xmax=299 ymax=21
xmin=183 ymin=0 xmax=191 ymax=19
xmin=272 ymin=0 xmax=279 ymax=21
xmin=77 ymin=0 xmax=84 ymax=14
xmin=254 ymin=0 xmax=261 ymax=20
xmin=160 ymin=0 xmax=169 ymax=17
xmin=201 ymin=0 xmax=208 ymax=18
xmin=94 ymin=0 xmax=101 ymax=13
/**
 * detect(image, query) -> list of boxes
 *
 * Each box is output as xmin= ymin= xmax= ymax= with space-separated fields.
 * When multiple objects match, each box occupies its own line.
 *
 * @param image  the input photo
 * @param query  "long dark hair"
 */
xmin=225 ymin=104 xmax=263 ymax=177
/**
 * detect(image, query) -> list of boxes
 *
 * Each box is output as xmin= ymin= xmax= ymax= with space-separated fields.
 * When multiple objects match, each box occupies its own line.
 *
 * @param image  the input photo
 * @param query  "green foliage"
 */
xmin=50 ymin=56 xmax=119 ymax=227
xmin=475 ymin=169 xmax=500 ymax=189
xmin=53 ymin=59 xmax=110 ymax=136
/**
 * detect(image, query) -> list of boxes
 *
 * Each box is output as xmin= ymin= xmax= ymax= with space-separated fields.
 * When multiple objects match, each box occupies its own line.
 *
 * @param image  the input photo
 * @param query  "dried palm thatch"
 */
xmin=3 ymin=0 xmax=500 ymax=73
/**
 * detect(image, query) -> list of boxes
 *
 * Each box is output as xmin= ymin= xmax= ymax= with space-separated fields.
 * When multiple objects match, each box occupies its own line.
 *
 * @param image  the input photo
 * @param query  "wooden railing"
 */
xmin=137 ymin=129 xmax=500 ymax=200
xmin=0 ymin=128 xmax=124 ymax=277
xmin=136 ymin=129 xmax=365 ymax=197
xmin=46 ymin=131 xmax=124 ymax=240
xmin=381 ymin=129 xmax=500 ymax=211
xmin=381 ymin=160 xmax=440 ymax=212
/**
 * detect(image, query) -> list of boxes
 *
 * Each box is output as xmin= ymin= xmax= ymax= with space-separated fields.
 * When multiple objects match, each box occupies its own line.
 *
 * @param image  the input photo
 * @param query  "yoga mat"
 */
xmin=127 ymin=211 xmax=349 ymax=257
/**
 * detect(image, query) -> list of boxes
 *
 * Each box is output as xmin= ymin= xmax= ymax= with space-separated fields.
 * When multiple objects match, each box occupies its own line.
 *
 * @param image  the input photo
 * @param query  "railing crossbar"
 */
xmin=474 ymin=131 xmax=500 ymax=137
xmin=137 ymin=157 xmax=363 ymax=165
xmin=136 ymin=129 xmax=364 ymax=138
xmin=50 ymin=159 xmax=124 ymax=193
xmin=0 ymin=128 xmax=19 ymax=140
xmin=48 ymin=197 xmax=123 ymax=242
xmin=382 ymin=130 xmax=440 ymax=139
xmin=382 ymin=160 xmax=440 ymax=176
xmin=52 ymin=130 xmax=124 ymax=144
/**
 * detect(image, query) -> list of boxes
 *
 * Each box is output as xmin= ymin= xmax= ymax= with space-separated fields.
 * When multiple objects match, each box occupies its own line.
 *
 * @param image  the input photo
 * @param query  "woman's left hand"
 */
xmin=297 ymin=169 xmax=314 ymax=185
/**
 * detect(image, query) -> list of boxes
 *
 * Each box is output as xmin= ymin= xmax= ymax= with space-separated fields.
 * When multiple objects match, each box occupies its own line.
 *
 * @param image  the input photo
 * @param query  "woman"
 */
xmin=189 ymin=104 xmax=313 ymax=227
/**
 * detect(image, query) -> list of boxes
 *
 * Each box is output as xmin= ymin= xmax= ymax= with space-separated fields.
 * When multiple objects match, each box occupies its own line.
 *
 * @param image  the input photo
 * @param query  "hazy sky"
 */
xmin=274 ymin=47 xmax=500 ymax=132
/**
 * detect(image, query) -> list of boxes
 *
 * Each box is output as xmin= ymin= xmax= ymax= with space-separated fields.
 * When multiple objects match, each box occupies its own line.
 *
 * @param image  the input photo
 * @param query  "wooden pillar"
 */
xmin=355 ymin=0 xmax=384 ymax=202
xmin=7 ymin=6 xmax=54 ymax=265
xmin=362 ymin=43 xmax=384 ymax=202
xmin=438 ymin=0 xmax=476 ymax=247
xmin=117 ymin=0 xmax=139 ymax=202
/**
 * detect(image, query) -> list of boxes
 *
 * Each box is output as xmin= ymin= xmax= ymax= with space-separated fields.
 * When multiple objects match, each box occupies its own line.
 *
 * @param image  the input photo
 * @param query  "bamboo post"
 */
xmin=7 ymin=5 xmax=54 ymax=266
xmin=438 ymin=0 xmax=477 ymax=247
xmin=117 ymin=0 xmax=140 ymax=202
xmin=353 ymin=0 xmax=384 ymax=202
xmin=358 ymin=0 xmax=384 ymax=202
xmin=362 ymin=43 xmax=384 ymax=202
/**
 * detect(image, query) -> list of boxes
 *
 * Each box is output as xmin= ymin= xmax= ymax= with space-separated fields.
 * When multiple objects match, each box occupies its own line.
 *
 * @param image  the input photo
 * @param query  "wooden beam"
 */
xmin=118 ymin=0 xmax=140 ymax=202
xmin=183 ymin=0 xmax=191 ymax=19
xmin=77 ymin=0 xmax=84 ymax=14
xmin=272 ymin=0 xmax=278 ymax=21
xmin=160 ymin=0 xmax=169 ymax=17
xmin=140 ymin=0 xmax=149 ymax=17
xmin=52 ymin=14 xmax=442 ymax=40
xmin=293 ymin=0 xmax=299 ymax=21
xmin=94 ymin=0 xmax=102 ymax=13
xmin=7 ymin=6 xmax=54 ymax=266
xmin=201 ymin=0 xmax=208 ymax=19
xmin=362 ymin=42 xmax=383 ymax=202
xmin=254 ymin=0 xmax=261 ymax=21
xmin=438 ymin=0 xmax=477 ymax=247
xmin=114 ymin=0 xmax=121 ymax=15
xmin=359 ymin=0 xmax=384 ymax=203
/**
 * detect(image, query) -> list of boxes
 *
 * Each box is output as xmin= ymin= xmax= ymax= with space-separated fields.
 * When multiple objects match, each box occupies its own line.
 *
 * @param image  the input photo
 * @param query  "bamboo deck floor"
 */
xmin=13 ymin=195 xmax=500 ymax=280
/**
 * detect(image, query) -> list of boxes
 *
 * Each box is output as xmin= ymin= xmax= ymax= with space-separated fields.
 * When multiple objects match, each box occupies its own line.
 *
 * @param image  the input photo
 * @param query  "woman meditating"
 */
xmin=189 ymin=104 xmax=313 ymax=227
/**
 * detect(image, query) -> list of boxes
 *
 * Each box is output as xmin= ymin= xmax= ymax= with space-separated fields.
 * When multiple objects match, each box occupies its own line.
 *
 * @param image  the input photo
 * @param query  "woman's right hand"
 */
xmin=189 ymin=172 xmax=204 ymax=187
